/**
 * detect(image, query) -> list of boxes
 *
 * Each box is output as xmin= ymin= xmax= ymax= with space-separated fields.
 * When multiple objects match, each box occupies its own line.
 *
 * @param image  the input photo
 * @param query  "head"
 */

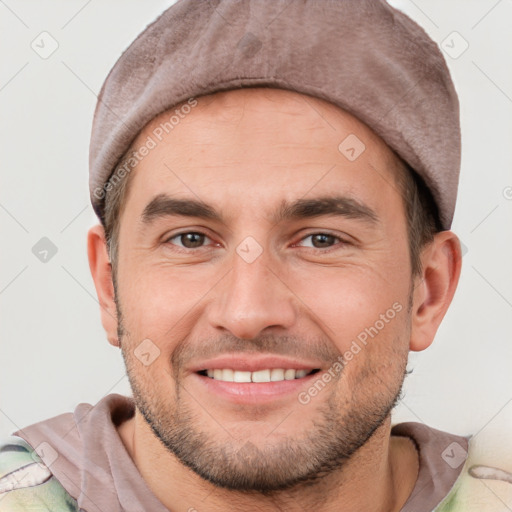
xmin=88 ymin=87 xmax=461 ymax=492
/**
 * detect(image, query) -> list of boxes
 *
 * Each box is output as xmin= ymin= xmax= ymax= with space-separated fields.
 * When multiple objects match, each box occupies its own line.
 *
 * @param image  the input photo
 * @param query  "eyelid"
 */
xmin=164 ymin=229 xmax=218 ymax=251
xmin=163 ymin=228 xmax=352 ymax=255
xmin=293 ymin=230 xmax=351 ymax=250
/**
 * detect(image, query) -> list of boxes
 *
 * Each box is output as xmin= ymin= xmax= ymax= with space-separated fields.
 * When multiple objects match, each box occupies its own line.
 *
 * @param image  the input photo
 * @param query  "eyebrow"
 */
xmin=140 ymin=193 xmax=379 ymax=226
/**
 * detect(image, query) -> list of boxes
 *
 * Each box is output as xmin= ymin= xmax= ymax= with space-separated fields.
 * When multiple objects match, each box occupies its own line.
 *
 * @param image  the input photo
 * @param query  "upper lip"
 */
xmin=189 ymin=354 xmax=324 ymax=374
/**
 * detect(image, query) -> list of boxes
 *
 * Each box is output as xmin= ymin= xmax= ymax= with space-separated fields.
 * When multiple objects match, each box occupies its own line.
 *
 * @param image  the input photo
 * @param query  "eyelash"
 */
xmin=164 ymin=230 xmax=349 ymax=254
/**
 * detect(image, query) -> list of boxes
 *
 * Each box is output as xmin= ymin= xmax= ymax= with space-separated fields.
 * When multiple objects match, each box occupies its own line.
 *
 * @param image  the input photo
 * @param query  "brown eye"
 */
xmin=167 ymin=232 xmax=211 ymax=250
xmin=311 ymin=234 xmax=337 ymax=248
xmin=298 ymin=233 xmax=342 ymax=250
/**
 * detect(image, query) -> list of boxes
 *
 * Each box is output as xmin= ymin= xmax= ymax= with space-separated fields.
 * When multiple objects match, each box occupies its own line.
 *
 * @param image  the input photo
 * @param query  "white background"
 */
xmin=1 ymin=0 xmax=511 ymax=443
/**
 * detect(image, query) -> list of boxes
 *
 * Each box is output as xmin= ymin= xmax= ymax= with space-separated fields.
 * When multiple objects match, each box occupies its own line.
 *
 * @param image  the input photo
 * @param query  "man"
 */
xmin=1 ymin=1 xmax=510 ymax=511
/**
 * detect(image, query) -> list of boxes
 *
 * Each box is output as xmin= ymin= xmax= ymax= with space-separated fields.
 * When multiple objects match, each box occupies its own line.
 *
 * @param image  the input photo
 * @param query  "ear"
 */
xmin=409 ymin=231 xmax=462 ymax=352
xmin=87 ymin=224 xmax=120 ymax=347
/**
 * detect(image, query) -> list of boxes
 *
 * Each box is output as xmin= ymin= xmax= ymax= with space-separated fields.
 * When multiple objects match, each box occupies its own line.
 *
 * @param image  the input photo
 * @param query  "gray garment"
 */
xmin=13 ymin=394 xmax=468 ymax=512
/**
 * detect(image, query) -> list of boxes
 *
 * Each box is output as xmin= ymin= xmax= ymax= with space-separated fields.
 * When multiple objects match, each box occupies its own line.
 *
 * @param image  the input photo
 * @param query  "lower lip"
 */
xmin=191 ymin=372 xmax=320 ymax=404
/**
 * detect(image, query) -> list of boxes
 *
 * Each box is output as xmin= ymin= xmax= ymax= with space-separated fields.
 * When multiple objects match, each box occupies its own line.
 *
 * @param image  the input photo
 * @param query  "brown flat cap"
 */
xmin=89 ymin=0 xmax=461 ymax=230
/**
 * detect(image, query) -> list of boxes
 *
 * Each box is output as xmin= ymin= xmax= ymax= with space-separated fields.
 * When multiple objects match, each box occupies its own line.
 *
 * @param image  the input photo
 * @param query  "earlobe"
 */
xmin=87 ymin=224 xmax=120 ymax=347
xmin=409 ymin=231 xmax=462 ymax=352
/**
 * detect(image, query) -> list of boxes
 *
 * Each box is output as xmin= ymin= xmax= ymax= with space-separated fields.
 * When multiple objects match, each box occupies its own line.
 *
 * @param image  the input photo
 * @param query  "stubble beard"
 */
xmin=114 ymin=283 xmax=410 ymax=493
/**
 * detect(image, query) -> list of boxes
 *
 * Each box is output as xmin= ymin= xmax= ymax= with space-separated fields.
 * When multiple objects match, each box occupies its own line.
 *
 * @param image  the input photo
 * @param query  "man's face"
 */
xmin=115 ymin=88 xmax=414 ymax=491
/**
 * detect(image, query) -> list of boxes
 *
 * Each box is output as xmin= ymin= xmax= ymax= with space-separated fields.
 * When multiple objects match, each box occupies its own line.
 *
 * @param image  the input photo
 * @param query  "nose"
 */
xmin=207 ymin=246 xmax=297 ymax=340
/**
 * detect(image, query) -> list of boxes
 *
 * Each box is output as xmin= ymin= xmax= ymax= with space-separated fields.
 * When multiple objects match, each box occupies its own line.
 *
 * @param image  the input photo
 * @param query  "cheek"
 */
xmin=118 ymin=263 xmax=213 ymax=350
xmin=291 ymin=263 xmax=410 ymax=356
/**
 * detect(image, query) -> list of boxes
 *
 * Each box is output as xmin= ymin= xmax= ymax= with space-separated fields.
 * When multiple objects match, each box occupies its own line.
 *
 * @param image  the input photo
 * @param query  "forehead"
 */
xmin=142 ymin=87 xmax=395 ymax=156
xmin=122 ymin=88 xmax=404 ymax=224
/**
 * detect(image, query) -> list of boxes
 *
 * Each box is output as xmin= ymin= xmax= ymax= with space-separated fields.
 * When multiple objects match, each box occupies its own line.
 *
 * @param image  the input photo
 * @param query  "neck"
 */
xmin=118 ymin=411 xmax=419 ymax=512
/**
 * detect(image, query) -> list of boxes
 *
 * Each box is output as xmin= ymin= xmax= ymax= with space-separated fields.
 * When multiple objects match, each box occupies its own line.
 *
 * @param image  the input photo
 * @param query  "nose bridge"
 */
xmin=208 ymin=237 xmax=296 ymax=339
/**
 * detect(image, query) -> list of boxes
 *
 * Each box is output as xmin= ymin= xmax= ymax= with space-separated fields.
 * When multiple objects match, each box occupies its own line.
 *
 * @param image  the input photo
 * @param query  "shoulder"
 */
xmin=435 ymin=431 xmax=512 ymax=511
xmin=392 ymin=421 xmax=512 ymax=511
xmin=0 ymin=435 xmax=79 ymax=511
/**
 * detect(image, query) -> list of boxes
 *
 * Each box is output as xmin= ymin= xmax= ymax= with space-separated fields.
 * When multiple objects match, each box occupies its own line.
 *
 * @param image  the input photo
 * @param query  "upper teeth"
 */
xmin=205 ymin=368 xmax=311 ymax=383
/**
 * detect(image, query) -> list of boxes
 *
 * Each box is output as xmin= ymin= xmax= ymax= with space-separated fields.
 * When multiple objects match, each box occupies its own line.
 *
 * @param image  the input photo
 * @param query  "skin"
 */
xmin=88 ymin=88 xmax=462 ymax=511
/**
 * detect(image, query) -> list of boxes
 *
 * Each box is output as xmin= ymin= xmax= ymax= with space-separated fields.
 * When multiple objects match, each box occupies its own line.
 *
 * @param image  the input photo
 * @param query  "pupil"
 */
xmin=183 ymin=233 xmax=204 ymax=248
xmin=313 ymin=234 xmax=333 ymax=248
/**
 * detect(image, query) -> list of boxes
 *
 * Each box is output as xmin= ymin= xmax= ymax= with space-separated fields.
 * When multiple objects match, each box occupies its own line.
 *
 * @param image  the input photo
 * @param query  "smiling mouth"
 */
xmin=197 ymin=368 xmax=321 ymax=383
